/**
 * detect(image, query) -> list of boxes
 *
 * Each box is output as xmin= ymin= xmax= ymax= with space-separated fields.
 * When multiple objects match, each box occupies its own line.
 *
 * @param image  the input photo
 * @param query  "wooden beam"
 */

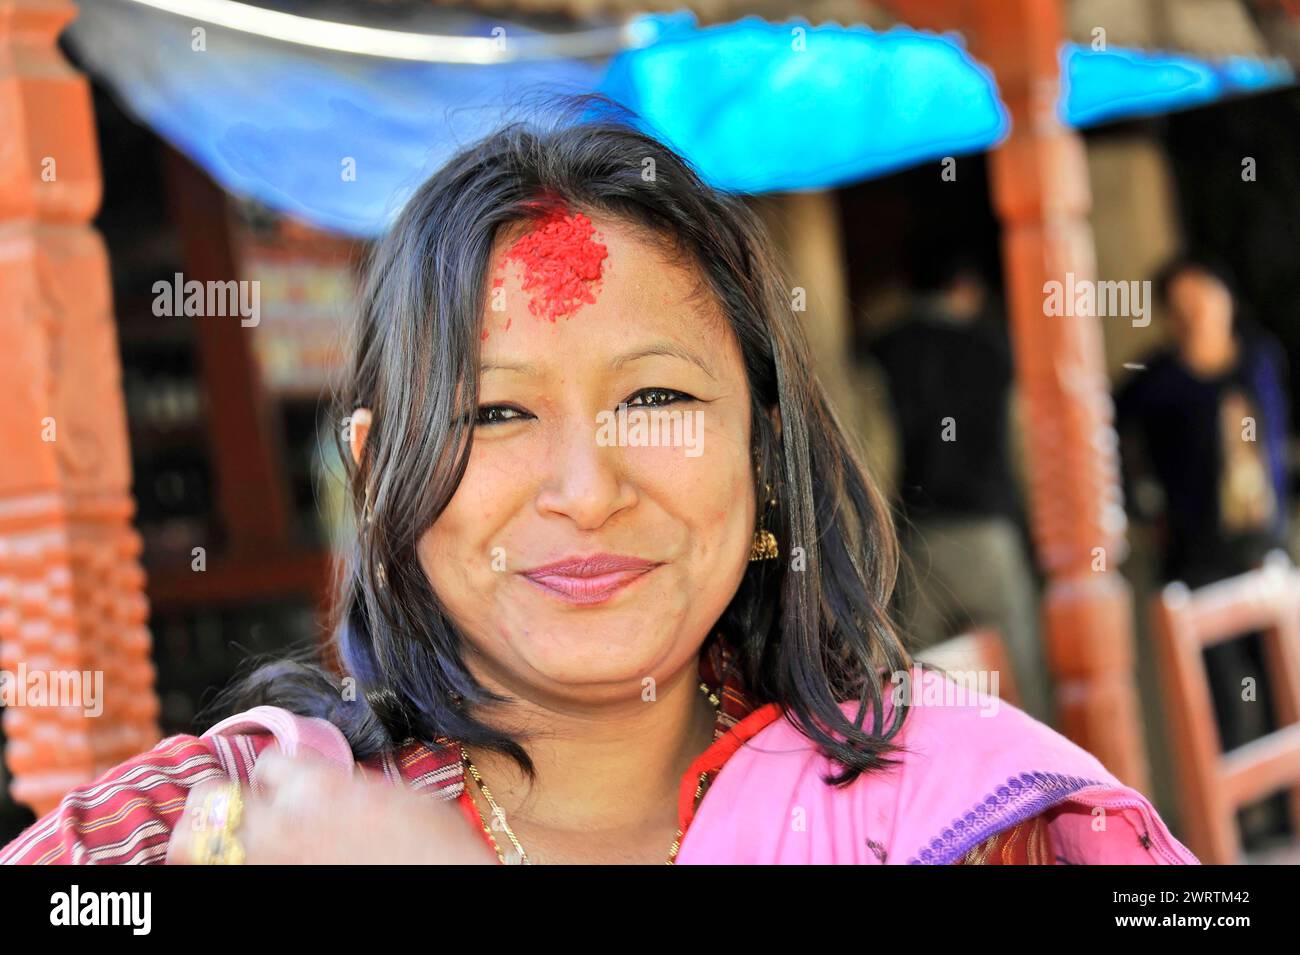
xmin=1223 ymin=723 xmax=1300 ymax=806
xmin=147 ymin=551 xmax=336 ymax=614
xmin=1153 ymin=586 xmax=1239 ymax=862
xmin=163 ymin=149 xmax=292 ymax=555
xmin=872 ymin=0 xmax=976 ymax=33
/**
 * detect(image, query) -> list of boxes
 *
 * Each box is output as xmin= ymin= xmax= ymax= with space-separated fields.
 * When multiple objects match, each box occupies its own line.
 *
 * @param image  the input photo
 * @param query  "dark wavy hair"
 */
xmin=216 ymin=96 xmax=912 ymax=785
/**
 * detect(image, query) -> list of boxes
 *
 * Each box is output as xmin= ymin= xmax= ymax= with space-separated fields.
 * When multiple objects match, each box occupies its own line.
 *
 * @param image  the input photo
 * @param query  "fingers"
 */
xmin=166 ymin=779 xmax=247 ymax=865
xmin=167 ymin=754 xmax=329 ymax=866
xmin=252 ymin=745 xmax=302 ymax=792
xmin=167 ymin=748 xmax=498 ymax=864
xmin=254 ymin=746 xmax=350 ymax=815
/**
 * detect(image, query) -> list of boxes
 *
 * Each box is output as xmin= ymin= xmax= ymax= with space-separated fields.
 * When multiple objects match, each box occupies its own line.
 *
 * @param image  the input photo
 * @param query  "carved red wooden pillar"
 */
xmin=0 ymin=0 xmax=159 ymax=814
xmin=972 ymin=1 xmax=1149 ymax=786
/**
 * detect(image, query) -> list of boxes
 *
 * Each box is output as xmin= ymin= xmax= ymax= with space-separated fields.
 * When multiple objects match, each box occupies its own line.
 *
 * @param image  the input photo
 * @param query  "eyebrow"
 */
xmin=481 ymin=341 xmax=717 ymax=381
xmin=610 ymin=341 xmax=718 ymax=381
xmin=480 ymin=359 xmax=540 ymax=376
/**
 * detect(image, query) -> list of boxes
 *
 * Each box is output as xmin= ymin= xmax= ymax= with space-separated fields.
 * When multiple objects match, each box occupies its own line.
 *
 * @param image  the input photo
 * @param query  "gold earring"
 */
xmin=749 ymin=528 xmax=779 ymax=562
xmin=749 ymin=481 xmax=779 ymax=562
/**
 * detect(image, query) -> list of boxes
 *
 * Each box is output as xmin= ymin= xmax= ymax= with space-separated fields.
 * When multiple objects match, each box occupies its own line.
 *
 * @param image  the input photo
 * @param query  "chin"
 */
xmin=504 ymin=611 xmax=684 ymax=695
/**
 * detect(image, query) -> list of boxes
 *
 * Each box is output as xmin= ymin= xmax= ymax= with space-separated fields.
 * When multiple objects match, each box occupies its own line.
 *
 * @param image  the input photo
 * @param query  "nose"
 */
xmin=534 ymin=417 xmax=637 ymax=530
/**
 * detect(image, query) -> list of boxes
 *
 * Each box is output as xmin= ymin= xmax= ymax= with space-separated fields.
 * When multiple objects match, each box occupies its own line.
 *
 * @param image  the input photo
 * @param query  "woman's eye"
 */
xmin=475 ymin=404 xmax=531 ymax=426
xmin=624 ymin=388 xmax=694 ymax=409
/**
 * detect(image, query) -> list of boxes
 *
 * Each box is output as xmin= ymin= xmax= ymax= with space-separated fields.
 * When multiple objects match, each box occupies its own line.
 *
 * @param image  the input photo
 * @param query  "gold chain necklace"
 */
xmin=460 ymin=682 xmax=722 ymax=865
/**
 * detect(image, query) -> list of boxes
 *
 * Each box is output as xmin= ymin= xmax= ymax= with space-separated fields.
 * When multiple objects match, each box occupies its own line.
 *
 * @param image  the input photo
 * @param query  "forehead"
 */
xmin=479 ymin=213 xmax=733 ymax=374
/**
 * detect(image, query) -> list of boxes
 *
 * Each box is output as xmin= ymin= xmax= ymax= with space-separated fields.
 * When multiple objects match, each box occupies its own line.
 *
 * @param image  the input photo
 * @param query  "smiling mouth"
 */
xmin=519 ymin=557 xmax=661 ymax=606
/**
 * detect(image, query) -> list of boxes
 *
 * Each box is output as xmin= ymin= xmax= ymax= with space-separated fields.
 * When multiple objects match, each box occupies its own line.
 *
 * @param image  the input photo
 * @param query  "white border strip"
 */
xmin=119 ymin=0 xmax=647 ymax=63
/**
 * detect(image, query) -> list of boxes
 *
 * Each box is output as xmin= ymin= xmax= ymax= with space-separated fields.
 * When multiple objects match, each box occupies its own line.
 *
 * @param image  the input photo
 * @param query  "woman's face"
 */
xmin=417 ymin=214 xmax=757 ymax=706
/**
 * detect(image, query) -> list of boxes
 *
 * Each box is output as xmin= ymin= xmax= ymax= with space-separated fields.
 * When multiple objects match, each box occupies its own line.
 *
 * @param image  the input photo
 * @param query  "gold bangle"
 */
xmin=192 ymin=783 xmax=246 ymax=865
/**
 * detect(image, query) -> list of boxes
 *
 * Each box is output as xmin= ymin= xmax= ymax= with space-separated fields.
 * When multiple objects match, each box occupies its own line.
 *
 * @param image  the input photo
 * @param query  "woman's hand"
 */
xmin=166 ymin=747 xmax=498 ymax=865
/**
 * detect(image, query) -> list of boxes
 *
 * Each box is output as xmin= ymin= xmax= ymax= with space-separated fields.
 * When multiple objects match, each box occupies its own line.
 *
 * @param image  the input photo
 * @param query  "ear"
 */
xmin=348 ymin=408 xmax=373 ymax=467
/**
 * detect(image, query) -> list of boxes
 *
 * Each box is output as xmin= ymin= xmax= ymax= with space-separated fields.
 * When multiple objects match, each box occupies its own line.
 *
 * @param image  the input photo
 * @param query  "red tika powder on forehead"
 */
xmin=502 ymin=208 xmax=608 ymax=322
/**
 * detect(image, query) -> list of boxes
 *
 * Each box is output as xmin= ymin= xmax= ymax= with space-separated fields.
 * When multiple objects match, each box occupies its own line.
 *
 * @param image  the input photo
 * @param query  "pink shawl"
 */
xmin=205 ymin=667 xmax=1198 ymax=865
xmin=676 ymin=667 xmax=1197 ymax=864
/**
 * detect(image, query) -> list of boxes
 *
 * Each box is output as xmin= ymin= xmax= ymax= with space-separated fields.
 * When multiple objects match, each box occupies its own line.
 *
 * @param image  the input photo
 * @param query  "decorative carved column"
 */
xmin=0 ymin=0 xmax=159 ymax=814
xmin=971 ymin=0 xmax=1149 ymax=787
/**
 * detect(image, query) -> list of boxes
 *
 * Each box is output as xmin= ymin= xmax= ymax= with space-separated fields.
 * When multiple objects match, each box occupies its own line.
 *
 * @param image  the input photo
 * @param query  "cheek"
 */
xmin=627 ymin=445 xmax=754 ymax=554
xmin=418 ymin=449 xmax=524 ymax=590
xmin=653 ymin=453 xmax=754 ymax=630
xmin=632 ymin=407 xmax=752 ymax=527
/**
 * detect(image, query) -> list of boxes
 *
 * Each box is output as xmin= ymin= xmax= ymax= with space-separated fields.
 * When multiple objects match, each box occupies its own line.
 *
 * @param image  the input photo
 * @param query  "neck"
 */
xmin=459 ymin=661 xmax=718 ymax=847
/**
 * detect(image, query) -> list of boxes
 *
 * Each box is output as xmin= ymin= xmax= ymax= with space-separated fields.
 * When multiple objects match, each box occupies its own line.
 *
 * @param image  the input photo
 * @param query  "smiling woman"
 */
xmin=1 ymin=96 xmax=1195 ymax=867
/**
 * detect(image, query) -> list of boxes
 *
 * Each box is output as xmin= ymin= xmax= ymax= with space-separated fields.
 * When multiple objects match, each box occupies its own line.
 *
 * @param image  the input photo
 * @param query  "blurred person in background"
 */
xmin=1117 ymin=256 xmax=1290 ymax=589
xmin=1116 ymin=254 xmax=1291 ymax=843
xmin=869 ymin=250 xmax=1047 ymax=722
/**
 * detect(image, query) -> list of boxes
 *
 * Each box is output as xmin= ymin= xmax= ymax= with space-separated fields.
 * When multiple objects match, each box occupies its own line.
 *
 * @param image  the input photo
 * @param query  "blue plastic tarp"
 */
xmin=65 ymin=5 xmax=1294 ymax=236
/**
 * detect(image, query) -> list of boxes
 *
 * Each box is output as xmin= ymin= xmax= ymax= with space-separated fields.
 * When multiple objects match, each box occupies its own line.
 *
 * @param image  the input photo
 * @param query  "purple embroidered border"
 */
xmin=907 ymin=771 xmax=1103 ymax=864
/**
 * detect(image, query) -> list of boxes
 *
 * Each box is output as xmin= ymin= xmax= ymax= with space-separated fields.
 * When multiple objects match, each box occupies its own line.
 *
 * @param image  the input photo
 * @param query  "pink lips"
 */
xmin=519 ymin=553 xmax=661 ymax=606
